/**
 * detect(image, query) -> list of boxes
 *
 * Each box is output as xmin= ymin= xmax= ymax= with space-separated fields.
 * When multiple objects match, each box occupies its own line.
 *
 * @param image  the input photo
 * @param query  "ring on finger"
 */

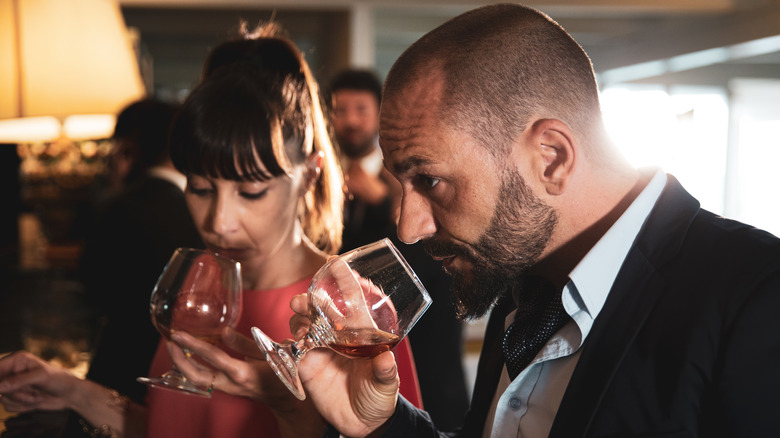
xmin=207 ymin=372 xmax=217 ymax=393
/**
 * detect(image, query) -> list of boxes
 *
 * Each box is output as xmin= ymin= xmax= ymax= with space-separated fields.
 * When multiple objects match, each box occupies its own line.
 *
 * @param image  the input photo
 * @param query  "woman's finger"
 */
xmin=166 ymin=340 xmax=213 ymax=388
xmin=171 ymin=331 xmax=233 ymax=368
xmin=0 ymin=366 xmax=57 ymax=395
xmin=221 ymin=328 xmax=265 ymax=360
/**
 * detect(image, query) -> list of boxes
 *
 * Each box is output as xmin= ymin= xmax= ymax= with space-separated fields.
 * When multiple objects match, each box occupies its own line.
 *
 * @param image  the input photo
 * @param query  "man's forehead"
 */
xmin=333 ymin=88 xmax=375 ymax=99
xmin=331 ymin=89 xmax=378 ymax=105
xmin=383 ymin=71 xmax=443 ymax=108
xmin=378 ymin=68 xmax=450 ymax=169
xmin=380 ymin=73 xmax=444 ymax=134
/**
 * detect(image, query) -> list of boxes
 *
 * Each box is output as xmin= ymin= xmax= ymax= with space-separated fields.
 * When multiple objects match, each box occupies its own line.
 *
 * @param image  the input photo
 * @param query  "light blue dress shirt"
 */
xmin=484 ymin=170 xmax=667 ymax=438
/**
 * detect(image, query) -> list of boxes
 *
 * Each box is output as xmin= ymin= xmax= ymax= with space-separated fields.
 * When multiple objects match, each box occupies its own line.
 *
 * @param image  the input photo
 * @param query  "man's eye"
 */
xmin=419 ymin=175 xmax=440 ymax=189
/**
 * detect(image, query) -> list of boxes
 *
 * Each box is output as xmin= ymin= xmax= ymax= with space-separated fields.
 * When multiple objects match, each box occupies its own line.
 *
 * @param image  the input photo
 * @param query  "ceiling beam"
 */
xmin=591 ymin=2 xmax=780 ymax=71
xmin=117 ymin=0 xmax=734 ymax=14
xmin=598 ymin=34 xmax=780 ymax=85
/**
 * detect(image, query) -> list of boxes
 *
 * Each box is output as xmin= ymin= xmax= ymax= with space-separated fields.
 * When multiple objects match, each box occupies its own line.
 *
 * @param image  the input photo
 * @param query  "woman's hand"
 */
xmin=168 ymin=328 xmax=326 ymax=437
xmin=168 ymin=329 xmax=288 ymax=404
xmin=0 ymin=351 xmax=145 ymax=437
xmin=0 ymin=351 xmax=82 ymax=413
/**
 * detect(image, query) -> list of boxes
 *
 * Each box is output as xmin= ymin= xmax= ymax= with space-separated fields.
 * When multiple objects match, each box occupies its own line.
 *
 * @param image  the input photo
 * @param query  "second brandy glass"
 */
xmin=251 ymin=238 xmax=432 ymax=400
xmin=138 ymin=247 xmax=242 ymax=397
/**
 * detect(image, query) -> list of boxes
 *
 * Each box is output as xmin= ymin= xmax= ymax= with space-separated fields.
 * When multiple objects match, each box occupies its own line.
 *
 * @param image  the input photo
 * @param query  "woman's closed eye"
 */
xmin=187 ymin=185 xmax=213 ymax=197
xmin=186 ymin=174 xmax=214 ymax=197
xmin=240 ymin=189 xmax=268 ymax=200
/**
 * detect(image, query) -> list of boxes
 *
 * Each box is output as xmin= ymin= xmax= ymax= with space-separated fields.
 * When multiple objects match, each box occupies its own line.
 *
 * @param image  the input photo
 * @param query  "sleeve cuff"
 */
xmin=322 ymin=395 xmax=436 ymax=438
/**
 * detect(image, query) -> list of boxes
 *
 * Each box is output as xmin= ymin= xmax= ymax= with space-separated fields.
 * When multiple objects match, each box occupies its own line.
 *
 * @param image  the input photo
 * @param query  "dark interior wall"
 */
xmin=121 ymin=7 xmax=351 ymax=99
xmin=0 ymin=146 xmax=21 ymax=269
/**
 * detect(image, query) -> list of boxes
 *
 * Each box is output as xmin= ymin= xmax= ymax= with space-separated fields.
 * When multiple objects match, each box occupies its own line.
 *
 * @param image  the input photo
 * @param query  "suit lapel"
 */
xmin=549 ymin=175 xmax=701 ymax=437
xmin=459 ymin=292 xmax=515 ymax=437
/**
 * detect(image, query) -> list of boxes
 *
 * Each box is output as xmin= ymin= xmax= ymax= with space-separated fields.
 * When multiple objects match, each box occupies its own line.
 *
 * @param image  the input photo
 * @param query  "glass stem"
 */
xmin=291 ymin=330 xmax=326 ymax=361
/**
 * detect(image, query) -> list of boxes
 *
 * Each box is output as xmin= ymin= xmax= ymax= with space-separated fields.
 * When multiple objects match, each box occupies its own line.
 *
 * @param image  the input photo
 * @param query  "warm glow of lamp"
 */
xmin=63 ymin=114 xmax=119 ymax=140
xmin=0 ymin=116 xmax=60 ymax=143
xmin=0 ymin=0 xmax=146 ymax=142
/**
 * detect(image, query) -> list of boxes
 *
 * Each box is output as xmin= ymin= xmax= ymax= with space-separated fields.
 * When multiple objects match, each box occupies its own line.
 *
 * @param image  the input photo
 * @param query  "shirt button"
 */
xmin=509 ymin=397 xmax=522 ymax=410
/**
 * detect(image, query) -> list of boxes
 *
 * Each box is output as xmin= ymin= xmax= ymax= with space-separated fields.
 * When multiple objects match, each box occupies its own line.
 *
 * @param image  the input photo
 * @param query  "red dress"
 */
xmin=145 ymin=277 xmax=422 ymax=438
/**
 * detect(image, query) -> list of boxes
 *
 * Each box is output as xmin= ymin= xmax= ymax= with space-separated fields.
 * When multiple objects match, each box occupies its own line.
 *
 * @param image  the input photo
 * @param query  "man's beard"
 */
xmin=424 ymin=170 xmax=557 ymax=320
xmin=337 ymin=131 xmax=376 ymax=159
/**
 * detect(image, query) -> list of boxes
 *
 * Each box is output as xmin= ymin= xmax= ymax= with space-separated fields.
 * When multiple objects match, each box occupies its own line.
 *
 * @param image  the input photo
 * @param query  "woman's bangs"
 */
xmin=195 ymin=120 xmax=286 ymax=181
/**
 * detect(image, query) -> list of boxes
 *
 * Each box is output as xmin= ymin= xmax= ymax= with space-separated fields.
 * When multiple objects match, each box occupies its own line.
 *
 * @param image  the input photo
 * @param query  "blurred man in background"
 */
xmin=328 ymin=70 xmax=469 ymax=431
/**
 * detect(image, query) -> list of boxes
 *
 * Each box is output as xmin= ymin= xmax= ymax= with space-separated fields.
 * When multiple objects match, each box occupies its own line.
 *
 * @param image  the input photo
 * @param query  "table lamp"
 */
xmin=0 ymin=0 xmax=146 ymax=143
xmin=0 ymin=0 xmax=146 ymax=263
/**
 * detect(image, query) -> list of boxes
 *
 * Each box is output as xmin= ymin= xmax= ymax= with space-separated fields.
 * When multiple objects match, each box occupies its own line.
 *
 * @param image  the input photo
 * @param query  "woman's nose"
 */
xmin=210 ymin=196 xmax=239 ymax=235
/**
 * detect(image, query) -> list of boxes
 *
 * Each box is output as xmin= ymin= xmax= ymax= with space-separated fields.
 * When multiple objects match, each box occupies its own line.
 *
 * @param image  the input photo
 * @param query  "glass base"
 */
xmin=251 ymin=327 xmax=306 ymax=400
xmin=137 ymin=368 xmax=212 ymax=398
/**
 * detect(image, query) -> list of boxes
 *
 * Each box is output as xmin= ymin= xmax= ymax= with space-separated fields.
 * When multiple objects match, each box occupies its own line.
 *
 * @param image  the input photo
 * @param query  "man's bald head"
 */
xmin=384 ymin=4 xmax=604 ymax=160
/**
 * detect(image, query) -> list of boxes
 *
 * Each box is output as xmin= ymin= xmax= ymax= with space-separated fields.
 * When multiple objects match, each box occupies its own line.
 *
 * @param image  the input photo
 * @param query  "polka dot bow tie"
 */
xmin=502 ymin=276 xmax=571 ymax=380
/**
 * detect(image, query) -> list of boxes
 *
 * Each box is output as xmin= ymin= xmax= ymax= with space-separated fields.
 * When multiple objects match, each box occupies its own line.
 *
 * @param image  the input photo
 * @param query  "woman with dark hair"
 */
xmin=0 ymin=24 xmax=422 ymax=438
xmin=142 ymin=24 xmax=346 ymax=438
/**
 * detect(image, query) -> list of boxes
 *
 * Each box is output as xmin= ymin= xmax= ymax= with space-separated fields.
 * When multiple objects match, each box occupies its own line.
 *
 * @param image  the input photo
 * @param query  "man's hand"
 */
xmin=345 ymin=164 xmax=389 ymax=206
xmin=290 ymin=293 xmax=400 ymax=437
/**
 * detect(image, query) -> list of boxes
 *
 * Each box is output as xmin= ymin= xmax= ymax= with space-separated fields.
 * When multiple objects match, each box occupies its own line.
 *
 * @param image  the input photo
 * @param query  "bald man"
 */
xmin=292 ymin=4 xmax=780 ymax=437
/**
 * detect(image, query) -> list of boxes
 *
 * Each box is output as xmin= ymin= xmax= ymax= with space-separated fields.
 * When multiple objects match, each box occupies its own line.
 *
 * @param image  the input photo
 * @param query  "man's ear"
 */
xmin=525 ymin=118 xmax=576 ymax=196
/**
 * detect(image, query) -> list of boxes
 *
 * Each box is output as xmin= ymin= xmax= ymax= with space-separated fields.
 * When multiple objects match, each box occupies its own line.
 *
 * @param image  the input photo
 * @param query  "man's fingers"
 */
xmin=290 ymin=293 xmax=311 ymax=339
xmin=372 ymin=351 xmax=399 ymax=388
xmin=351 ymin=351 xmax=399 ymax=429
xmin=326 ymin=259 xmax=377 ymax=329
xmin=290 ymin=293 xmax=308 ymax=314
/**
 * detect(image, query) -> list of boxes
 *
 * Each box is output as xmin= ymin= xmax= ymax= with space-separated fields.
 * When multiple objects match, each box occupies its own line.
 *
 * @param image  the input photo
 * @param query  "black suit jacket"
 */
xmin=79 ymin=175 xmax=203 ymax=403
xmin=359 ymin=175 xmax=780 ymax=438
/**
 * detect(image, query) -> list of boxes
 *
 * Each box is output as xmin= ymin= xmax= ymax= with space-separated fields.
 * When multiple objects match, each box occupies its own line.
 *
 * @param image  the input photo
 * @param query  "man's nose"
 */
xmin=343 ymin=109 xmax=363 ymax=127
xmin=396 ymin=190 xmax=436 ymax=244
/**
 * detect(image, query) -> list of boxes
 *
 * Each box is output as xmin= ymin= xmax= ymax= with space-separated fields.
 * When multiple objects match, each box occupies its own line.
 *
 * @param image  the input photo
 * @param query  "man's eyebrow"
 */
xmin=392 ymin=155 xmax=435 ymax=174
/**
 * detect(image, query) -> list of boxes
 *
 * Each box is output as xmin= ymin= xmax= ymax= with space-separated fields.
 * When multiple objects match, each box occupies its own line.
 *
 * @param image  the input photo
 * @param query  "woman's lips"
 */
xmin=210 ymin=247 xmax=246 ymax=260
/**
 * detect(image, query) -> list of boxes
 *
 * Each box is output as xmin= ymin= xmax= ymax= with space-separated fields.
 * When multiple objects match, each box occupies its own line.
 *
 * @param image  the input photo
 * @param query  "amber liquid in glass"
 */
xmin=329 ymin=328 xmax=400 ymax=358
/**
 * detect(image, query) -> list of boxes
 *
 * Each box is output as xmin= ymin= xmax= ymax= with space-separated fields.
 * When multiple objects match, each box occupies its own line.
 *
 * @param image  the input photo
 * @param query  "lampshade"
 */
xmin=0 ymin=0 xmax=146 ymax=142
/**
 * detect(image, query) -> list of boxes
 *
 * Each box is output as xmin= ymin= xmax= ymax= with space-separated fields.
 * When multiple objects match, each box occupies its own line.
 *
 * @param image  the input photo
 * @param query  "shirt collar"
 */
xmin=565 ymin=169 xmax=667 ymax=324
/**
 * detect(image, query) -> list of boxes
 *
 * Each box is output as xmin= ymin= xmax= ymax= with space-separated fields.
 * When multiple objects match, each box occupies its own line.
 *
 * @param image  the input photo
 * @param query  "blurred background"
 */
xmin=120 ymin=0 xmax=780 ymax=235
xmin=2 ymin=0 xmax=780 ymax=430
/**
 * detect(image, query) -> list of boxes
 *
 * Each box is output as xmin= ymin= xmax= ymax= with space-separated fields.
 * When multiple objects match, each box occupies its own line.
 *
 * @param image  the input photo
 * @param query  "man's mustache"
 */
xmin=423 ymin=238 xmax=470 ymax=260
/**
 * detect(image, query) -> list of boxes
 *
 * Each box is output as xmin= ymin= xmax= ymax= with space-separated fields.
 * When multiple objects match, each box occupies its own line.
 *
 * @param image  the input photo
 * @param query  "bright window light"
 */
xmin=734 ymin=117 xmax=780 ymax=237
xmin=600 ymin=86 xmax=729 ymax=216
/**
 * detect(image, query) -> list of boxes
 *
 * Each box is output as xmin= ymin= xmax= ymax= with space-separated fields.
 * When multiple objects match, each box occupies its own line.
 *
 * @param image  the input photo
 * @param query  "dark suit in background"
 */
xmin=380 ymin=176 xmax=780 ymax=437
xmin=341 ymin=191 xmax=470 ymax=432
xmin=80 ymin=173 xmax=202 ymax=404
xmin=331 ymin=69 xmax=469 ymax=431
xmin=78 ymin=98 xmax=204 ymax=405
